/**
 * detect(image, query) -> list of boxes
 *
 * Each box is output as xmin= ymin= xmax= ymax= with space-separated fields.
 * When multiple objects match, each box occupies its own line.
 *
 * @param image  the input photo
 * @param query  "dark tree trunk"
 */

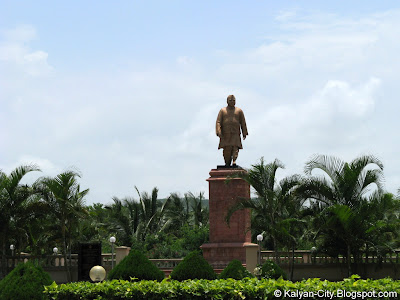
xmin=62 ymin=227 xmax=72 ymax=282
xmin=347 ymin=244 xmax=352 ymax=277
xmin=1 ymin=236 xmax=6 ymax=278
xmin=290 ymin=244 xmax=295 ymax=281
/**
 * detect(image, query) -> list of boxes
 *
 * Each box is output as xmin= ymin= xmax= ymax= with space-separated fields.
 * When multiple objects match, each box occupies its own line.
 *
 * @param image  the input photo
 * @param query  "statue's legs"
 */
xmin=223 ymin=146 xmax=239 ymax=166
xmin=232 ymin=146 xmax=239 ymax=165
xmin=223 ymin=146 xmax=233 ymax=166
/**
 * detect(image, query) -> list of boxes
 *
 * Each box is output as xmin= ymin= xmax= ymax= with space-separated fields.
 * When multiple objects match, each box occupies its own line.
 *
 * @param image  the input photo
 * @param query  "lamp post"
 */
xmin=53 ymin=247 xmax=59 ymax=266
xmin=311 ymin=246 xmax=317 ymax=264
xmin=10 ymin=244 xmax=15 ymax=268
xmin=256 ymin=234 xmax=263 ymax=266
xmin=110 ymin=236 xmax=116 ymax=269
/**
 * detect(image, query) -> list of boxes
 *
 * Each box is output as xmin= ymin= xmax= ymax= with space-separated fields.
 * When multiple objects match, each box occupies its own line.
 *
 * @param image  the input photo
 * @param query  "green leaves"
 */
xmin=44 ymin=277 xmax=400 ymax=299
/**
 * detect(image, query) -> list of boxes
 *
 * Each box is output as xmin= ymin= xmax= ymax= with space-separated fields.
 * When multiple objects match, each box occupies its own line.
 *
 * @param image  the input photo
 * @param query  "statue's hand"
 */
xmin=243 ymin=135 xmax=247 ymax=140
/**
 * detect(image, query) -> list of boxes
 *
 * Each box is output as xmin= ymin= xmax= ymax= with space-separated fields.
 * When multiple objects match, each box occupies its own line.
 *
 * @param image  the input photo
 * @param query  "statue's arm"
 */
xmin=216 ymin=110 xmax=223 ymax=137
xmin=240 ymin=110 xmax=248 ymax=138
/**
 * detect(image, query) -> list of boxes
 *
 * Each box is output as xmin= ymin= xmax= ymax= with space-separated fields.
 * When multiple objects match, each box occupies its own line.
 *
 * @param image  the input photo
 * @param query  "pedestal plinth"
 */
xmin=201 ymin=168 xmax=258 ymax=270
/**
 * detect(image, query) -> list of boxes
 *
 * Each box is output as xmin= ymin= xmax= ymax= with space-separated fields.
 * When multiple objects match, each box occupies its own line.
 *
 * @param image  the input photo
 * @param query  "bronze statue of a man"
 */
xmin=216 ymin=95 xmax=248 ymax=167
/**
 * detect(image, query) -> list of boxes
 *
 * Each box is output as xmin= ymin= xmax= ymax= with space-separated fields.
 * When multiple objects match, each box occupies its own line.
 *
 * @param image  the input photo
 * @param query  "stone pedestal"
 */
xmin=201 ymin=168 xmax=258 ymax=271
xmin=115 ymin=246 xmax=131 ymax=265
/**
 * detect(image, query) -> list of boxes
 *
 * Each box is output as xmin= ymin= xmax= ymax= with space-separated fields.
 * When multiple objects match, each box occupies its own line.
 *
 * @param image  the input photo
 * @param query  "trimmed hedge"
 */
xmin=218 ymin=259 xmax=253 ymax=280
xmin=44 ymin=276 xmax=400 ymax=299
xmin=170 ymin=251 xmax=216 ymax=281
xmin=107 ymin=250 xmax=164 ymax=281
xmin=260 ymin=260 xmax=287 ymax=280
xmin=0 ymin=261 xmax=53 ymax=300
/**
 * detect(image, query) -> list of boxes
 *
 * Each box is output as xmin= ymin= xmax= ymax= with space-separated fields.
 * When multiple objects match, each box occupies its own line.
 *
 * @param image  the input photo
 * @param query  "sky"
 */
xmin=1 ymin=1 xmax=400 ymax=205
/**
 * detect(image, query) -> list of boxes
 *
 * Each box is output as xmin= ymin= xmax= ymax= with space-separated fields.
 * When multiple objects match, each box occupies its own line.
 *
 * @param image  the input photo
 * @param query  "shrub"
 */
xmin=107 ymin=250 xmax=164 ymax=281
xmin=218 ymin=259 xmax=253 ymax=280
xmin=260 ymin=260 xmax=287 ymax=280
xmin=0 ymin=261 xmax=53 ymax=300
xmin=44 ymin=275 xmax=400 ymax=300
xmin=170 ymin=251 xmax=216 ymax=281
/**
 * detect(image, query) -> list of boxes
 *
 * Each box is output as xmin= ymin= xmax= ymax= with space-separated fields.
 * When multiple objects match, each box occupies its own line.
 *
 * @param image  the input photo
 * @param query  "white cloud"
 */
xmin=2 ymin=9 xmax=400 ymax=203
xmin=1 ymin=24 xmax=37 ymax=42
xmin=0 ymin=25 xmax=52 ymax=76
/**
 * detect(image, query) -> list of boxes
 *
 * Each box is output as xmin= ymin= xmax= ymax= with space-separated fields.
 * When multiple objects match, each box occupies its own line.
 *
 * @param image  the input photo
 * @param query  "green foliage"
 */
xmin=107 ymin=249 xmax=164 ymax=281
xmin=170 ymin=251 xmax=216 ymax=281
xmin=144 ymin=225 xmax=209 ymax=259
xmin=145 ymin=232 xmax=186 ymax=259
xmin=44 ymin=275 xmax=400 ymax=299
xmin=180 ymin=224 xmax=209 ymax=252
xmin=260 ymin=260 xmax=287 ymax=280
xmin=0 ymin=262 xmax=52 ymax=300
xmin=218 ymin=259 xmax=253 ymax=279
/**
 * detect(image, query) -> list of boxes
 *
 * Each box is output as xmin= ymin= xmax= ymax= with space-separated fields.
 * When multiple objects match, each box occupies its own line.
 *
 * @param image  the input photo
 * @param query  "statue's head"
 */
xmin=227 ymin=95 xmax=236 ymax=107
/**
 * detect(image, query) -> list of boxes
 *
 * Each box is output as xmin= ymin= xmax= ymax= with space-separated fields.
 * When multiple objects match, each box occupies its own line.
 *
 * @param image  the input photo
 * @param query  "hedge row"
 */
xmin=44 ymin=275 xmax=400 ymax=299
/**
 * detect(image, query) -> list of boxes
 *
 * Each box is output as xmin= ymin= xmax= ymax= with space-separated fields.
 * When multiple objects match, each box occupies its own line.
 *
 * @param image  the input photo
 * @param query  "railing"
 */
xmin=2 ymin=254 xmax=78 ymax=268
xmin=261 ymin=250 xmax=400 ymax=264
xmin=3 ymin=250 xmax=399 ymax=270
xmin=1 ymin=254 xmax=182 ymax=271
xmin=150 ymin=259 xmax=183 ymax=269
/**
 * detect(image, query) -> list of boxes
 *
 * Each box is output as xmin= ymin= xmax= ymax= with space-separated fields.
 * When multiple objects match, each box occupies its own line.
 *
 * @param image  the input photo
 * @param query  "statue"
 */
xmin=216 ymin=95 xmax=248 ymax=167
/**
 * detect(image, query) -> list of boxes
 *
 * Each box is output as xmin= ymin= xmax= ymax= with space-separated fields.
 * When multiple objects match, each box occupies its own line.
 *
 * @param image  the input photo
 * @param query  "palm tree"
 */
xmin=297 ymin=154 xmax=385 ymax=276
xmin=135 ymin=187 xmax=171 ymax=241
xmin=35 ymin=171 xmax=89 ymax=282
xmin=226 ymin=158 xmax=302 ymax=263
xmin=187 ymin=192 xmax=209 ymax=227
xmin=360 ymin=192 xmax=400 ymax=264
xmin=163 ymin=193 xmax=191 ymax=235
xmin=0 ymin=165 xmax=41 ymax=277
xmin=105 ymin=197 xmax=141 ymax=246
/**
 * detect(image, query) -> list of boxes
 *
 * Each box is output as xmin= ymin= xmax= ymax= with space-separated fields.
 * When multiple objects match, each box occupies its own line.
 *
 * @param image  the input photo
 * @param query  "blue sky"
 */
xmin=1 ymin=1 xmax=400 ymax=204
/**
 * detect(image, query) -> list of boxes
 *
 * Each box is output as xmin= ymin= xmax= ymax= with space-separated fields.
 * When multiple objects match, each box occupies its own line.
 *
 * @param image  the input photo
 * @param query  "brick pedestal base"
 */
xmin=201 ymin=168 xmax=258 ymax=270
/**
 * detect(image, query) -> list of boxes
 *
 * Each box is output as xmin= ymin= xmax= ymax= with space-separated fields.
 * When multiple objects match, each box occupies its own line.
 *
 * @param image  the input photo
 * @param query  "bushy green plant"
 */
xmin=107 ymin=250 xmax=164 ymax=281
xmin=0 ymin=261 xmax=52 ymax=300
xmin=44 ymin=275 xmax=400 ymax=300
xmin=260 ymin=260 xmax=287 ymax=279
xmin=170 ymin=251 xmax=216 ymax=281
xmin=218 ymin=259 xmax=253 ymax=279
xmin=145 ymin=232 xmax=187 ymax=259
xmin=181 ymin=224 xmax=209 ymax=251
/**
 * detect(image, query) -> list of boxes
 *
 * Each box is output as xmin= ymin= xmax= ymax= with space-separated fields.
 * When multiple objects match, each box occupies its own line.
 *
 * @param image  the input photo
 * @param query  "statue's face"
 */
xmin=227 ymin=97 xmax=236 ymax=107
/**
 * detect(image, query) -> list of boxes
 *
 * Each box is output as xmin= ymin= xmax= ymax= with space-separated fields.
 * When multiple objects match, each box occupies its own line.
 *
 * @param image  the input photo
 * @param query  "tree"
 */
xmin=135 ymin=186 xmax=171 ymax=241
xmin=226 ymin=158 xmax=302 ymax=263
xmin=188 ymin=192 xmax=209 ymax=227
xmin=105 ymin=197 xmax=141 ymax=247
xmin=0 ymin=165 xmax=41 ymax=278
xmin=35 ymin=171 xmax=89 ymax=282
xmin=298 ymin=154 xmax=385 ymax=276
xmin=163 ymin=193 xmax=190 ymax=235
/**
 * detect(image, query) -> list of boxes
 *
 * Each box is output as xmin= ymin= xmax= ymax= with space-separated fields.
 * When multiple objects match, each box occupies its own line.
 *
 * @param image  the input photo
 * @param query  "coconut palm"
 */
xmin=297 ymin=154 xmax=385 ymax=276
xmin=105 ymin=197 xmax=141 ymax=246
xmin=35 ymin=170 xmax=88 ymax=282
xmin=226 ymin=158 xmax=302 ymax=263
xmin=135 ymin=187 xmax=171 ymax=241
xmin=163 ymin=193 xmax=191 ymax=235
xmin=187 ymin=192 xmax=209 ymax=227
xmin=0 ymin=165 xmax=41 ymax=277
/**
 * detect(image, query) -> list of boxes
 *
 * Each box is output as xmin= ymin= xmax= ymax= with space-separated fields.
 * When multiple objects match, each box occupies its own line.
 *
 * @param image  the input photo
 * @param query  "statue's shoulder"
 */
xmin=235 ymin=107 xmax=244 ymax=113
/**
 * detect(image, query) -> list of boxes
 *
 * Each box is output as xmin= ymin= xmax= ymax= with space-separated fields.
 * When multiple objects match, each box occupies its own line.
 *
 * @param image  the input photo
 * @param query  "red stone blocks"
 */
xmin=202 ymin=168 xmax=253 ymax=267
